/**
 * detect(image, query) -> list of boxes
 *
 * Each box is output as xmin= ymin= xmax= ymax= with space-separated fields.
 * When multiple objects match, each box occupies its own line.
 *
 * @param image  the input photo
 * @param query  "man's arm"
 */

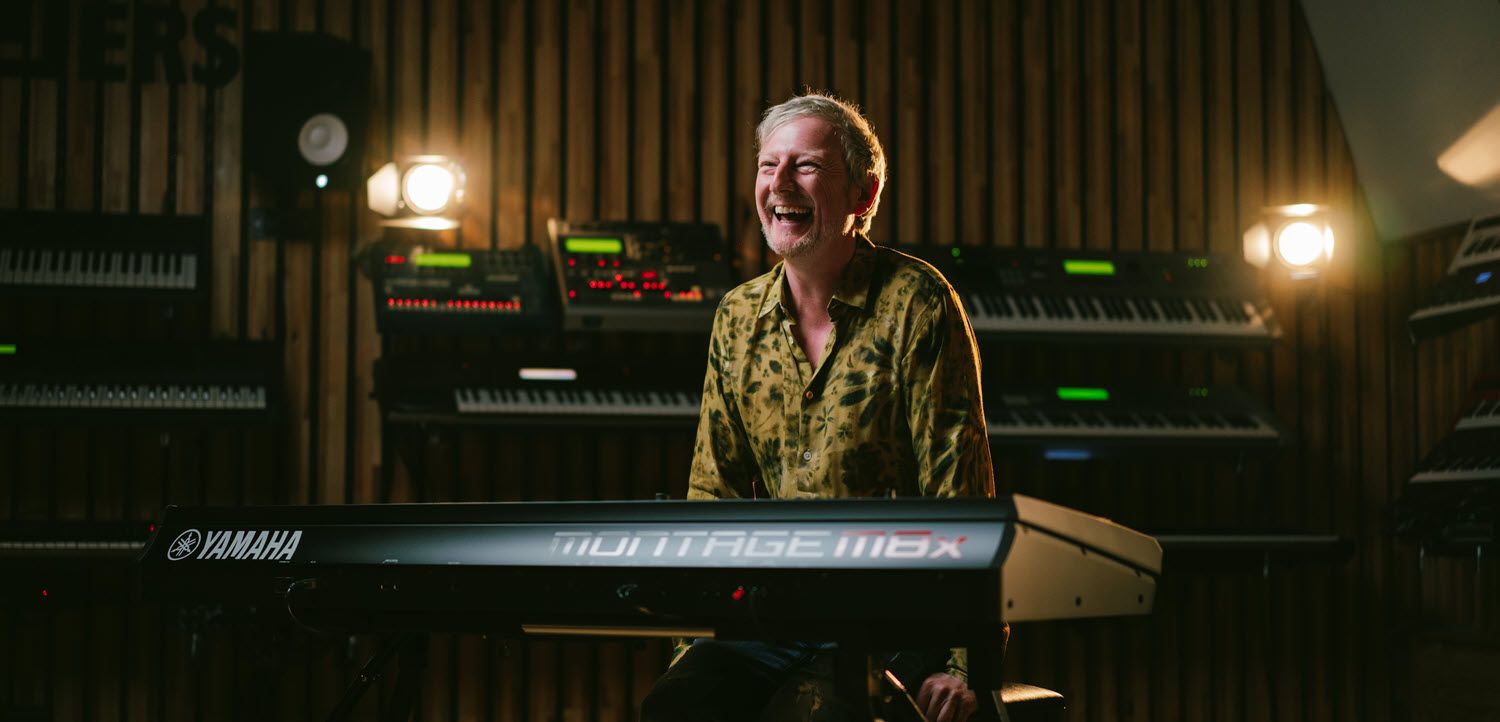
xmin=901 ymin=286 xmax=994 ymax=718
xmin=901 ymin=287 xmax=994 ymax=499
xmin=687 ymin=302 xmax=760 ymax=496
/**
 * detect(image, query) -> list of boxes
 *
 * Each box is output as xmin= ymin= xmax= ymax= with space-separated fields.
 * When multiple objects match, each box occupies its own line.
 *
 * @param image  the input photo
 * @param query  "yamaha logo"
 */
xmin=168 ymin=529 xmax=202 ymax=561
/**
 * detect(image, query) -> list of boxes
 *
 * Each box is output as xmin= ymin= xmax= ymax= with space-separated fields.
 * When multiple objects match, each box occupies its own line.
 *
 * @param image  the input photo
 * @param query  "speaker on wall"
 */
xmin=244 ymin=32 xmax=371 ymax=192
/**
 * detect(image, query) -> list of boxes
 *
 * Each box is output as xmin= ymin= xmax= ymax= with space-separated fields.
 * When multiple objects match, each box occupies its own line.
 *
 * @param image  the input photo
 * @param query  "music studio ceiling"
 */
xmin=1301 ymin=0 xmax=1500 ymax=241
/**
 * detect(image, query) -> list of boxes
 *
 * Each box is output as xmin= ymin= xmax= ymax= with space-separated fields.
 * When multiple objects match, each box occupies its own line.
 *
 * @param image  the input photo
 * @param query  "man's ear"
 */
xmin=852 ymin=175 xmax=880 ymax=217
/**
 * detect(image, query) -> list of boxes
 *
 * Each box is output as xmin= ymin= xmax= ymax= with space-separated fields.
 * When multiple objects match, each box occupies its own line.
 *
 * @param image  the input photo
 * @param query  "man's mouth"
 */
xmin=771 ymin=205 xmax=813 ymax=223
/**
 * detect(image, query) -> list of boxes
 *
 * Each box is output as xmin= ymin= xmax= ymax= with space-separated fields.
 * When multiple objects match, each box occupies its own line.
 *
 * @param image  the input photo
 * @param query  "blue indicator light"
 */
xmin=1044 ymin=449 xmax=1094 ymax=461
xmin=1477 ymin=271 xmax=1493 ymax=284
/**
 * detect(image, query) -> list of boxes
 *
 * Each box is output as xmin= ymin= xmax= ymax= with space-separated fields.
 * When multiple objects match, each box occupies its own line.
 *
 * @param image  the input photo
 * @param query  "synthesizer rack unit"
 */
xmin=368 ymin=242 xmax=557 ymax=335
xmin=1447 ymin=213 xmax=1500 ymax=275
xmin=548 ymin=219 xmax=736 ymax=333
xmin=901 ymin=245 xmax=1280 ymax=346
xmin=2 ymin=520 xmax=154 ymax=604
xmin=1394 ymin=378 xmax=1500 ymax=553
xmin=377 ymin=350 xmax=705 ymax=429
xmin=1454 ymin=378 xmax=1500 ymax=432
xmin=1408 ymin=429 xmax=1500 ymax=485
xmin=985 ymin=383 xmax=1283 ymax=456
xmin=0 ymin=210 xmax=209 ymax=296
xmin=1407 ymin=258 xmax=1500 ymax=340
xmin=0 ymin=339 xmax=280 ymax=425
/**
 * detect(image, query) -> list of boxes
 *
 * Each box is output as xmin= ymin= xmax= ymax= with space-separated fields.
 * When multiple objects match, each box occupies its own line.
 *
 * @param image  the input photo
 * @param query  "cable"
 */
xmin=281 ymin=578 xmax=335 ymax=636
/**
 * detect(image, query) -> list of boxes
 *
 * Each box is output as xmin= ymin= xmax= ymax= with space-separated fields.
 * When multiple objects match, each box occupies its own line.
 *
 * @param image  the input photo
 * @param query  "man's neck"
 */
xmin=781 ymin=232 xmax=857 ymax=321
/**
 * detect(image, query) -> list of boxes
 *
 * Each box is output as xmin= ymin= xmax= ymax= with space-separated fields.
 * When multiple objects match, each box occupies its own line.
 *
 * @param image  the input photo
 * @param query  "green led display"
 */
xmin=0 ymin=344 xmax=14 ymax=355
xmin=1188 ymin=387 xmax=1209 ymax=398
xmin=1056 ymin=387 xmax=1109 ymax=402
xmin=565 ymin=237 xmax=624 ymax=254
xmin=413 ymin=253 xmax=473 ymax=268
xmin=1186 ymin=257 xmax=1209 ymax=269
xmin=1062 ymin=259 xmax=1116 ymax=276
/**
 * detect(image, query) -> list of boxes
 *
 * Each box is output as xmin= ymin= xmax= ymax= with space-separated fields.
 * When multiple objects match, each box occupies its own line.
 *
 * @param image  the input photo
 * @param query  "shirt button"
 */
xmin=802 ymin=450 xmax=813 ymax=462
xmin=803 ymin=390 xmax=814 ymax=400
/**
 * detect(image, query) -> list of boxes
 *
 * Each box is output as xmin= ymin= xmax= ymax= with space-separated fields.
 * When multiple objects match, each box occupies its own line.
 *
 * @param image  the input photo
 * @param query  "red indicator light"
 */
xmin=40 ymin=589 xmax=49 ymax=598
xmin=633 ymin=291 xmax=641 ymax=298
xmin=664 ymin=291 xmax=672 ymax=298
xmin=597 ymin=259 xmax=605 ymax=267
xmin=387 ymin=299 xmax=395 ymax=307
xmin=731 ymin=586 xmax=746 ymax=602
xmin=384 ymin=255 xmax=407 ymax=265
xmin=567 ymin=259 xmax=576 ymax=267
xmin=149 ymin=524 xmax=156 ymax=533
xmin=615 ymin=273 xmax=623 ymax=281
xmin=568 ymin=290 xmax=577 ymax=298
xmin=613 ymin=260 xmax=620 ymax=267
xmin=643 ymin=271 xmax=657 ymax=279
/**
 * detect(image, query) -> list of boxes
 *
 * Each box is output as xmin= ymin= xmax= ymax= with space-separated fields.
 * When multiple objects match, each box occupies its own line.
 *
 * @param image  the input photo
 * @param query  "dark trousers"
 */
xmin=640 ymin=640 xmax=856 ymax=722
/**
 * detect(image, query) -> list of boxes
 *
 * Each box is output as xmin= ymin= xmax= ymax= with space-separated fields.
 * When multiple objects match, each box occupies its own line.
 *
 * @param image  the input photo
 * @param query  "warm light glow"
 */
xmin=367 ymin=162 xmax=401 ymax=216
xmin=403 ymin=164 xmax=457 ymax=214
xmin=1245 ymin=203 xmax=1335 ymax=278
xmin=1438 ymin=102 xmax=1500 ymax=189
xmin=1275 ymin=221 xmax=1325 ymax=267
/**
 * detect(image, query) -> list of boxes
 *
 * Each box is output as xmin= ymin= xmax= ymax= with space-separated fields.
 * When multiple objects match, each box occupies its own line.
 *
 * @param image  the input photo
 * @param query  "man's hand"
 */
xmin=915 ymin=673 xmax=977 ymax=722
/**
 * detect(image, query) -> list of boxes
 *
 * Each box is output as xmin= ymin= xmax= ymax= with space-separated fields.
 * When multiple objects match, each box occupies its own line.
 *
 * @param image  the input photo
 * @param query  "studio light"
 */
xmin=367 ymin=155 xmax=466 ymax=230
xmin=1243 ymin=204 xmax=1335 ymax=279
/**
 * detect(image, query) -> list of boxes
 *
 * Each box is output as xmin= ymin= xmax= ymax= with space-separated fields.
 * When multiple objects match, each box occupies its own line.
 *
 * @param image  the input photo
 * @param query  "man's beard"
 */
xmin=760 ymin=212 xmax=847 ymax=260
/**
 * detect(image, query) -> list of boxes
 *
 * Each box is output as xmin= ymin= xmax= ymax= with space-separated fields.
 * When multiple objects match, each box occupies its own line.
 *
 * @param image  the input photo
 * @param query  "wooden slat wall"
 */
xmin=3 ymin=1 xmax=1497 ymax=720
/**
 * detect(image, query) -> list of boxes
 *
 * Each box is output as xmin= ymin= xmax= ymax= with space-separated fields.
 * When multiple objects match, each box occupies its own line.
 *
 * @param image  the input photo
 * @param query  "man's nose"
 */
xmin=769 ymin=160 xmax=796 ymax=190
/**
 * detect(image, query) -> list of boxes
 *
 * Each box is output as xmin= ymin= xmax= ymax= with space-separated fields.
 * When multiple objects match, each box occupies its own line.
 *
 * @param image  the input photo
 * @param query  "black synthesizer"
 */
xmin=0 ymin=210 xmax=208 ymax=296
xmin=1408 ymin=429 xmax=1500 ymax=486
xmin=2 ymin=520 xmax=154 ymax=604
xmin=368 ymin=243 xmax=556 ymax=335
xmin=1448 ymin=213 xmax=1500 ymax=275
xmin=1455 ymin=378 xmax=1500 ymax=432
xmin=986 ymin=384 xmax=1282 ymax=455
xmin=138 ymin=495 xmax=1160 ymax=648
xmin=903 ymin=245 xmax=1280 ymax=346
xmin=548 ymin=219 xmax=736 ymax=333
xmin=377 ymin=352 xmax=704 ymax=428
xmin=1408 ymin=259 xmax=1500 ymax=340
xmin=0 ymin=340 xmax=278 ymax=425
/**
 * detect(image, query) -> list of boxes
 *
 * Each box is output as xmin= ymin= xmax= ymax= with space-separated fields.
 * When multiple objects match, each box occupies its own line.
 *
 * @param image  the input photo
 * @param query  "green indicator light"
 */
xmin=0 ymin=344 xmax=14 ymax=355
xmin=951 ymin=247 xmax=961 ymax=258
xmin=1063 ymin=259 xmax=1116 ymax=276
xmin=413 ymin=253 xmax=472 ymax=268
xmin=1186 ymin=257 xmax=1209 ymax=269
xmin=565 ymin=237 xmax=624 ymax=254
xmin=1056 ymin=387 xmax=1109 ymax=402
xmin=1188 ymin=387 xmax=1209 ymax=398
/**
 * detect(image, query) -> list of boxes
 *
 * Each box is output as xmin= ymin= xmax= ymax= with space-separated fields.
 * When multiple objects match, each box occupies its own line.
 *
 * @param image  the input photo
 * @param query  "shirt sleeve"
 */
xmin=687 ymin=300 xmax=760 ymax=500
xmin=901 ymin=284 xmax=995 ymax=683
xmin=901 ymin=285 xmax=995 ymax=500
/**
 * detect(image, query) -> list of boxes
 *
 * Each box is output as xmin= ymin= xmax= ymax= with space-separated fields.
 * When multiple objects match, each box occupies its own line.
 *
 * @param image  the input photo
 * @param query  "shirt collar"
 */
xmin=755 ymin=233 xmax=878 ymax=320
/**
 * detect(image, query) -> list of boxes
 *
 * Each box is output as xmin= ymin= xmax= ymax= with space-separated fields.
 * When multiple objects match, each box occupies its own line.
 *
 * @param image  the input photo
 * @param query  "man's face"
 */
xmin=756 ymin=116 xmax=865 ymax=259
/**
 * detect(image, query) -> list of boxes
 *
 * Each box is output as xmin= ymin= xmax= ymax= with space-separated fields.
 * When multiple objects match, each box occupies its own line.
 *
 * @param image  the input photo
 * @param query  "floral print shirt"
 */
xmin=685 ymin=234 xmax=994 ymax=681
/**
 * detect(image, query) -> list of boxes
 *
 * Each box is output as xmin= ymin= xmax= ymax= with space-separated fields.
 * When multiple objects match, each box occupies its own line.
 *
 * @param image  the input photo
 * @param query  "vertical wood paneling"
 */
xmin=664 ymin=0 xmax=695 ymax=223
xmin=859 ymin=0 xmax=889 ymax=245
xmin=1019 ymin=0 xmax=1047 ymax=249
xmin=890 ymin=0 xmax=920 ymax=245
xmin=927 ymin=0 xmax=955 ymax=245
xmin=631 ymin=0 xmax=662 ymax=222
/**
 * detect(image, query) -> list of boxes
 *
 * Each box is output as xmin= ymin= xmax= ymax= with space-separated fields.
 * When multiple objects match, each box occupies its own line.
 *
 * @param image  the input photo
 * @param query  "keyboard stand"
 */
xmin=324 ymin=635 xmax=427 ymax=722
